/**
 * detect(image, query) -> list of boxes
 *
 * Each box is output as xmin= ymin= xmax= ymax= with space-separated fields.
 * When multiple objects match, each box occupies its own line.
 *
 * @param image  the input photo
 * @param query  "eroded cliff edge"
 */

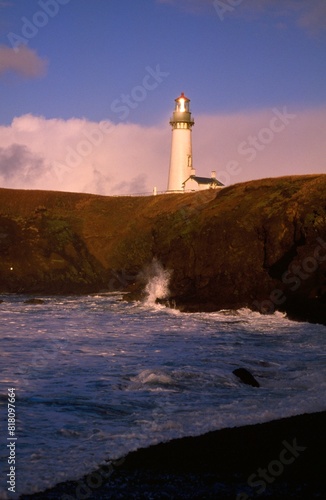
xmin=0 ymin=175 xmax=325 ymax=324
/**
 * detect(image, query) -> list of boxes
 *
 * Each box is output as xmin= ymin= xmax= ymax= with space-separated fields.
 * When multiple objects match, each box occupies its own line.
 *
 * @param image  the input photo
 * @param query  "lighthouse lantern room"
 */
xmin=167 ymin=92 xmax=195 ymax=192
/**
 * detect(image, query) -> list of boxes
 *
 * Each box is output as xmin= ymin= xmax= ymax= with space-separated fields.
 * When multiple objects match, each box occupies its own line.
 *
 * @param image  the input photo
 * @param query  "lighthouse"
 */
xmin=167 ymin=92 xmax=195 ymax=192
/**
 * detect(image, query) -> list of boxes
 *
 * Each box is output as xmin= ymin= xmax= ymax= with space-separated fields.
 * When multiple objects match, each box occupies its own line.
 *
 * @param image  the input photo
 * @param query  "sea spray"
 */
xmin=141 ymin=258 xmax=171 ymax=305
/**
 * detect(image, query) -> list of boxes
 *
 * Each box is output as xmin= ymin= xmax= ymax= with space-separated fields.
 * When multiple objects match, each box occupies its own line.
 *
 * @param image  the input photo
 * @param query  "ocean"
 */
xmin=0 ymin=268 xmax=325 ymax=498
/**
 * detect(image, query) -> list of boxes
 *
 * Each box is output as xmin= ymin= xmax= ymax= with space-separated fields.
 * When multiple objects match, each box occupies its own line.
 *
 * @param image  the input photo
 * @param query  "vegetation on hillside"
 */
xmin=0 ymin=175 xmax=325 ymax=323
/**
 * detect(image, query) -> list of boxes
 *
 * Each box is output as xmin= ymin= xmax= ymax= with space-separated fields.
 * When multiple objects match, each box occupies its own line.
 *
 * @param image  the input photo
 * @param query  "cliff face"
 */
xmin=0 ymin=175 xmax=325 ymax=324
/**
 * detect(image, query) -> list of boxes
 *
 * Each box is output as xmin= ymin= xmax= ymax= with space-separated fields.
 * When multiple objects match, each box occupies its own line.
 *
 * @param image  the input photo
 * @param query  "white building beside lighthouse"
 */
xmin=167 ymin=92 xmax=223 ymax=192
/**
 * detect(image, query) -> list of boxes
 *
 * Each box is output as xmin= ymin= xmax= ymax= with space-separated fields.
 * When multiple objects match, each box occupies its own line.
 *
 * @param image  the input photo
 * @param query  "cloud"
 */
xmin=242 ymin=0 xmax=326 ymax=34
xmin=0 ymin=115 xmax=170 ymax=194
xmin=296 ymin=0 xmax=326 ymax=34
xmin=0 ymin=108 xmax=325 ymax=195
xmin=194 ymin=106 xmax=326 ymax=185
xmin=0 ymin=143 xmax=46 ymax=182
xmin=159 ymin=0 xmax=326 ymax=34
xmin=112 ymin=173 xmax=148 ymax=195
xmin=0 ymin=45 xmax=48 ymax=78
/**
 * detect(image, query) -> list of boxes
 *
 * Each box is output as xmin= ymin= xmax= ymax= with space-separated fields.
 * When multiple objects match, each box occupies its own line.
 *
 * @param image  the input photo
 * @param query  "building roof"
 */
xmin=187 ymin=175 xmax=224 ymax=186
xmin=175 ymin=92 xmax=190 ymax=102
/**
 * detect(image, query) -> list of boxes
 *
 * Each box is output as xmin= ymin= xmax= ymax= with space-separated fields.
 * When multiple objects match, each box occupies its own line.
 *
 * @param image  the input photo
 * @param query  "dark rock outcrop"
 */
xmin=0 ymin=175 xmax=325 ymax=324
xmin=232 ymin=368 xmax=260 ymax=387
xmin=24 ymin=298 xmax=45 ymax=305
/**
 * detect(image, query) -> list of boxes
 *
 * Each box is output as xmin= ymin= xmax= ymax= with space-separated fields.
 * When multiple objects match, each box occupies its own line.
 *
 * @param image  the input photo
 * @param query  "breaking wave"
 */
xmin=142 ymin=258 xmax=171 ymax=305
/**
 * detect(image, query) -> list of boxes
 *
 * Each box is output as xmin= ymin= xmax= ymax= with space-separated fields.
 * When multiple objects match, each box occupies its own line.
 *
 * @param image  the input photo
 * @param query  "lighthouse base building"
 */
xmin=167 ymin=93 xmax=223 ymax=193
xmin=182 ymin=170 xmax=224 ymax=191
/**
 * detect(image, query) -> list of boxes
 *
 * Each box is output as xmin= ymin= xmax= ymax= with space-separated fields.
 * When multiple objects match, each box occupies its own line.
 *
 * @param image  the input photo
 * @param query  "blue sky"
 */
xmin=0 ymin=0 xmax=325 ymax=194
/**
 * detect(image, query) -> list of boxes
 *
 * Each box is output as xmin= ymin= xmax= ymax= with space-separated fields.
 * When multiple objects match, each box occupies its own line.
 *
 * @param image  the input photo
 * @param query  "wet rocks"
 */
xmin=24 ymin=298 xmax=45 ymax=305
xmin=232 ymin=367 xmax=260 ymax=387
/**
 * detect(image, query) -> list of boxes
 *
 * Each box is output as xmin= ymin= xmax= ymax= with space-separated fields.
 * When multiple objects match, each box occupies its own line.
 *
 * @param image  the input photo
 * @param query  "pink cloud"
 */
xmin=194 ymin=106 xmax=326 ymax=185
xmin=297 ymin=0 xmax=326 ymax=35
xmin=0 ymin=45 xmax=48 ymax=78
xmin=0 ymin=107 xmax=324 ymax=195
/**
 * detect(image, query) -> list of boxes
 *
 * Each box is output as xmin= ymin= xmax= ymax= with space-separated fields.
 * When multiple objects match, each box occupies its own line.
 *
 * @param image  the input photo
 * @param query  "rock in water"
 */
xmin=24 ymin=298 xmax=45 ymax=305
xmin=233 ymin=368 xmax=260 ymax=387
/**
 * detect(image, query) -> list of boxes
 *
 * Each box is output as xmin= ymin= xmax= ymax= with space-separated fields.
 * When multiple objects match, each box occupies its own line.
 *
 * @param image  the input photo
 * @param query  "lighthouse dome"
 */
xmin=170 ymin=92 xmax=194 ymax=126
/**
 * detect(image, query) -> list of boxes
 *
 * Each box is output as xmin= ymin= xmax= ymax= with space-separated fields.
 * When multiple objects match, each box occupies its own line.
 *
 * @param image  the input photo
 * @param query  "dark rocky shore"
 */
xmin=0 ymin=175 xmax=326 ymax=325
xmin=19 ymin=410 xmax=326 ymax=500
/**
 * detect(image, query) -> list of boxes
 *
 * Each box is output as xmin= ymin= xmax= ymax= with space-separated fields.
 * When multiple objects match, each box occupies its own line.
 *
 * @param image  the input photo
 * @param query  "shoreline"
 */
xmin=19 ymin=410 xmax=326 ymax=499
xmin=1 ymin=293 xmax=326 ymax=328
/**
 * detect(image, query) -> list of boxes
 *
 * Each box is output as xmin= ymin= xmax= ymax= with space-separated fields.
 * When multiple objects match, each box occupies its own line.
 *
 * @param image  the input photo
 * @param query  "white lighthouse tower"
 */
xmin=167 ymin=92 xmax=195 ymax=192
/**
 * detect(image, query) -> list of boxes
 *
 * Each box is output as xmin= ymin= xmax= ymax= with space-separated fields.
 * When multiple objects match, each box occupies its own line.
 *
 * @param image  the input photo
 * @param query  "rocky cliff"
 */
xmin=0 ymin=175 xmax=325 ymax=324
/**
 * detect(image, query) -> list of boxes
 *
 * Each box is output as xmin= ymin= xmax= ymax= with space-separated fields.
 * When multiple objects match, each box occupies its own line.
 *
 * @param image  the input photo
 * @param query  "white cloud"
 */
xmin=0 ymin=45 xmax=47 ymax=78
xmin=0 ymin=107 xmax=324 ymax=195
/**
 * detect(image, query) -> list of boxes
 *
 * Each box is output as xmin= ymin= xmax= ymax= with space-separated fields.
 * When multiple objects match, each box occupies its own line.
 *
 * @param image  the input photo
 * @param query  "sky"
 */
xmin=0 ymin=0 xmax=325 ymax=195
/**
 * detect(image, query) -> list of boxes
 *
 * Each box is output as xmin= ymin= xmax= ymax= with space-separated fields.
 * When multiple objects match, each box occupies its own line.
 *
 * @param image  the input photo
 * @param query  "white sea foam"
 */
xmin=128 ymin=369 xmax=178 ymax=393
xmin=142 ymin=258 xmax=171 ymax=305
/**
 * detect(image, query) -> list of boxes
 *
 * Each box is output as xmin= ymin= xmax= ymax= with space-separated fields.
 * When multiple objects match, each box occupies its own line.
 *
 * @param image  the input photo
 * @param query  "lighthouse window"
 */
xmin=179 ymin=98 xmax=186 ymax=112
